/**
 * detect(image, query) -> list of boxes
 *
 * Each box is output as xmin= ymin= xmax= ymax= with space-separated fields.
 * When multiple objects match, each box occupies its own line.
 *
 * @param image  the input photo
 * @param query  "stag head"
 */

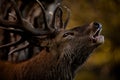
xmin=35 ymin=1 xmax=104 ymax=75
xmin=46 ymin=21 xmax=104 ymax=70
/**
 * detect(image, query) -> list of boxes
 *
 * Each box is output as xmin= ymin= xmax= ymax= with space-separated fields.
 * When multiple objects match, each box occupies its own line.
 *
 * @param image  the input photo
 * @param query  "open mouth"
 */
xmin=93 ymin=27 xmax=102 ymax=38
xmin=91 ymin=24 xmax=104 ymax=44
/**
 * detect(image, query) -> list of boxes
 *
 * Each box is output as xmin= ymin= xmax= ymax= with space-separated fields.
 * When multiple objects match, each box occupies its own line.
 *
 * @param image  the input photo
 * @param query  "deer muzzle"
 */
xmin=91 ymin=22 xmax=104 ymax=44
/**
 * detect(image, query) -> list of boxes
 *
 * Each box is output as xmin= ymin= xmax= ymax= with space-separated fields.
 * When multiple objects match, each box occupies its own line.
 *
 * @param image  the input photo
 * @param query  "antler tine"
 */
xmin=36 ymin=0 xmax=49 ymax=31
xmin=11 ymin=0 xmax=22 ymax=23
xmin=0 ymin=37 xmax=25 ymax=49
xmin=0 ymin=1 xmax=18 ymax=28
xmin=50 ymin=5 xmax=70 ymax=30
xmin=0 ymin=26 xmax=23 ymax=33
xmin=0 ymin=17 xmax=18 ymax=28
xmin=50 ymin=3 xmax=62 ymax=29
xmin=57 ymin=7 xmax=63 ymax=29
xmin=63 ymin=6 xmax=71 ymax=29
xmin=8 ymin=42 xmax=29 ymax=56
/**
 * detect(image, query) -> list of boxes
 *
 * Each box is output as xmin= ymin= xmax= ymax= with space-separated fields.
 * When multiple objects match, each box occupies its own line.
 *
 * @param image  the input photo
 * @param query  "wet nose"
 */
xmin=93 ymin=22 xmax=102 ymax=29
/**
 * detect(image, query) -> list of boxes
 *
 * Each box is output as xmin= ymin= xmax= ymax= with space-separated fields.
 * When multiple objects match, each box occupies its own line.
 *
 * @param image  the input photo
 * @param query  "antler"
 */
xmin=0 ymin=0 xmax=54 ymax=48
xmin=50 ymin=3 xmax=62 ymax=29
xmin=0 ymin=0 xmax=71 ymax=60
xmin=50 ymin=4 xmax=71 ymax=30
xmin=0 ymin=0 xmax=51 ymax=36
xmin=0 ymin=0 xmax=54 ymax=58
xmin=36 ymin=0 xmax=49 ymax=31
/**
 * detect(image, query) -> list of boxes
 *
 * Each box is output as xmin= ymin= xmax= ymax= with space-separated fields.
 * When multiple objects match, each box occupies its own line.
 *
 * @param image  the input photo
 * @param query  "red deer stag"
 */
xmin=0 ymin=0 xmax=104 ymax=80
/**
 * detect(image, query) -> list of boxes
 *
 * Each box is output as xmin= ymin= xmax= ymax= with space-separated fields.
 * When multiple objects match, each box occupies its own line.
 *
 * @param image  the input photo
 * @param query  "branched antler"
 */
xmin=0 ymin=0 xmax=71 ymax=62
xmin=0 ymin=0 xmax=51 ymax=36
xmin=0 ymin=0 xmax=53 ymax=47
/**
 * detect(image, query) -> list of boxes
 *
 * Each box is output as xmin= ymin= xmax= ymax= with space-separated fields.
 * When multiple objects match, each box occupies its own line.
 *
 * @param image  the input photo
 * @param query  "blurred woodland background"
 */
xmin=62 ymin=0 xmax=120 ymax=80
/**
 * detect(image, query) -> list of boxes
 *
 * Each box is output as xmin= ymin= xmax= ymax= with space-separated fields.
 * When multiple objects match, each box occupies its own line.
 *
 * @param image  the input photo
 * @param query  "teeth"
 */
xmin=91 ymin=27 xmax=103 ymax=44
xmin=93 ymin=28 xmax=102 ymax=38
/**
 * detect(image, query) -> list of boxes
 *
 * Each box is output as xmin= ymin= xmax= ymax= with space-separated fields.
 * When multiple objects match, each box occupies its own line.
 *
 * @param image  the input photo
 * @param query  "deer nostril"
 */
xmin=93 ymin=22 xmax=102 ymax=29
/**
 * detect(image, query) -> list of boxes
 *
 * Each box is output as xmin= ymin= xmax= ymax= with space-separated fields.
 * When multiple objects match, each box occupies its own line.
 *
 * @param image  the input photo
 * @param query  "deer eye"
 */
xmin=63 ymin=32 xmax=74 ymax=37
